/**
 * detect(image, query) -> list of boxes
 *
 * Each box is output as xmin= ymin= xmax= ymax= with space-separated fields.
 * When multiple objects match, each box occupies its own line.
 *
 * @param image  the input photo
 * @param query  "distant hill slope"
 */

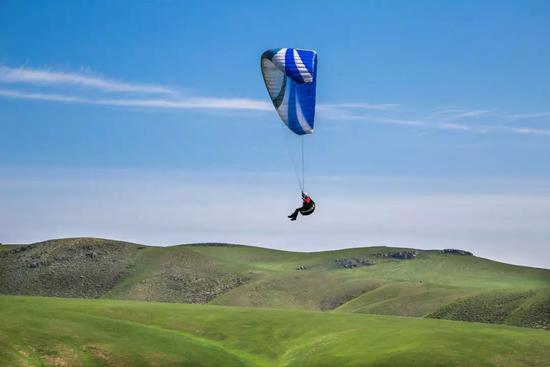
xmin=1 ymin=296 xmax=549 ymax=367
xmin=0 ymin=244 xmax=21 ymax=251
xmin=1 ymin=237 xmax=549 ymax=329
xmin=427 ymin=289 xmax=550 ymax=330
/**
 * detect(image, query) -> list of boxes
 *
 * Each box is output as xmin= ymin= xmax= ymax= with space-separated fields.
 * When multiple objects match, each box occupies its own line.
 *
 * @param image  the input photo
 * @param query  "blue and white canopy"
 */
xmin=261 ymin=48 xmax=318 ymax=135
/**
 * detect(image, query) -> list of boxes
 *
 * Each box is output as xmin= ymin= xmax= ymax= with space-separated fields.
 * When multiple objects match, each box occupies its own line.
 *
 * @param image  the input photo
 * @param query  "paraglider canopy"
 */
xmin=261 ymin=48 xmax=318 ymax=135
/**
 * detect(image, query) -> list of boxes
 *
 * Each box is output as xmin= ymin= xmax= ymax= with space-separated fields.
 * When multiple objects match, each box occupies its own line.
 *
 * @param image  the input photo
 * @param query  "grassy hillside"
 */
xmin=0 ymin=238 xmax=143 ymax=298
xmin=1 ymin=295 xmax=549 ymax=367
xmin=428 ymin=289 xmax=550 ymax=329
xmin=1 ymin=238 xmax=549 ymax=329
xmin=335 ymin=282 xmax=475 ymax=316
xmin=0 ymin=244 xmax=22 ymax=251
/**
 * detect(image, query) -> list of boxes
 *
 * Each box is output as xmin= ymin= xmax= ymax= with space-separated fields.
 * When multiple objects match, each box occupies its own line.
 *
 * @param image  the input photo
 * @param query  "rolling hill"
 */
xmin=1 ymin=296 xmax=549 ymax=367
xmin=1 ymin=238 xmax=549 ymax=330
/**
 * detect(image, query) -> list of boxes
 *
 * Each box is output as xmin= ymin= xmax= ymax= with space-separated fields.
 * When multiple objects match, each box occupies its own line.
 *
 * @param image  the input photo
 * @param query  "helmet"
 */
xmin=302 ymin=192 xmax=309 ymax=199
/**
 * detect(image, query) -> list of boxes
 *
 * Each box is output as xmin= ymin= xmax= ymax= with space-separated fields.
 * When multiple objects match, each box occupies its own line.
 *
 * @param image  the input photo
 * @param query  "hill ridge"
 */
xmin=1 ymin=237 xmax=548 ymax=330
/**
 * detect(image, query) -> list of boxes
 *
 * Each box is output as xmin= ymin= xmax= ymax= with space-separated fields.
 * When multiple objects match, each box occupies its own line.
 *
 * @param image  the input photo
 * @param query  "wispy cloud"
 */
xmin=441 ymin=110 xmax=490 ymax=121
xmin=0 ymin=65 xmax=273 ymax=111
xmin=331 ymin=111 xmax=550 ymax=137
xmin=0 ymin=88 xmax=272 ymax=111
xmin=508 ymin=112 xmax=550 ymax=120
xmin=436 ymin=122 xmax=474 ymax=131
xmin=0 ymin=89 xmax=89 ymax=103
xmin=507 ymin=127 xmax=550 ymax=137
xmin=0 ymin=65 xmax=174 ymax=94
xmin=3 ymin=87 xmax=550 ymax=137
xmin=330 ymin=112 xmax=476 ymax=131
xmin=319 ymin=102 xmax=400 ymax=111
xmin=102 ymin=96 xmax=272 ymax=111
xmin=432 ymin=107 xmax=466 ymax=114
xmin=1 ymin=65 xmax=549 ymax=138
xmin=365 ymin=116 xmax=425 ymax=127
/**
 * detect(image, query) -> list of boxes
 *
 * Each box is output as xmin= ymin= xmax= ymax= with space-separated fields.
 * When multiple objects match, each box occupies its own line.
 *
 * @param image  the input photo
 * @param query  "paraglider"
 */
xmin=260 ymin=48 xmax=318 ymax=220
xmin=288 ymin=192 xmax=316 ymax=221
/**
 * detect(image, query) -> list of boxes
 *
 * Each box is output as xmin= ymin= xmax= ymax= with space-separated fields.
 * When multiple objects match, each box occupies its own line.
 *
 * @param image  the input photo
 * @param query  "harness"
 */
xmin=299 ymin=202 xmax=316 ymax=215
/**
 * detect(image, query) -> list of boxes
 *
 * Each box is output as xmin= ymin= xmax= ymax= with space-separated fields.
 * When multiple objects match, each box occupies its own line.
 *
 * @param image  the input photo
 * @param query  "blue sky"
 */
xmin=1 ymin=1 xmax=549 ymax=267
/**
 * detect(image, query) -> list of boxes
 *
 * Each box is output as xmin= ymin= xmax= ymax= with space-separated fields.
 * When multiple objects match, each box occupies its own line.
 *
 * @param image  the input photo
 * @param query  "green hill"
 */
xmin=1 ymin=295 xmax=549 ymax=367
xmin=428 ymin=290 xmax=550 ymax=329
xmin=1 ymin=238 xmax=549 ymax=329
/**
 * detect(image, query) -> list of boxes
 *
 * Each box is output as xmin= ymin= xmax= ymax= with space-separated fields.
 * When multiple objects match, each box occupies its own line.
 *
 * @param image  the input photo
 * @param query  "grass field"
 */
xmin=1 ymin=295 xmax=550 ymax=367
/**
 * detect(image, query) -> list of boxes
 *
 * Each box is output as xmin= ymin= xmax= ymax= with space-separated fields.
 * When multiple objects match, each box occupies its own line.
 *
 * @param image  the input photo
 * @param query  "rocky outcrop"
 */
xmin=335 ymin=258 xmax=375 ymax=269
xmin=442 ymin=249 xmax=473 ymax=256
xmin=376 ymin=251 xmax=417 ymax=260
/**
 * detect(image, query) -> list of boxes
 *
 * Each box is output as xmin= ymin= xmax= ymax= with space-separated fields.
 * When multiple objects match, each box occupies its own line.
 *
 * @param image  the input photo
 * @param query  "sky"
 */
xmin=1 ymin=1 xmax=549 ymax=268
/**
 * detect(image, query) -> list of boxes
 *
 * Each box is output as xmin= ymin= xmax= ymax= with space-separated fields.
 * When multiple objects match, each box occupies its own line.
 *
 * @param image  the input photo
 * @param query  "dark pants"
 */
xmin=289 ymin=208 xmax=300 ymax=220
